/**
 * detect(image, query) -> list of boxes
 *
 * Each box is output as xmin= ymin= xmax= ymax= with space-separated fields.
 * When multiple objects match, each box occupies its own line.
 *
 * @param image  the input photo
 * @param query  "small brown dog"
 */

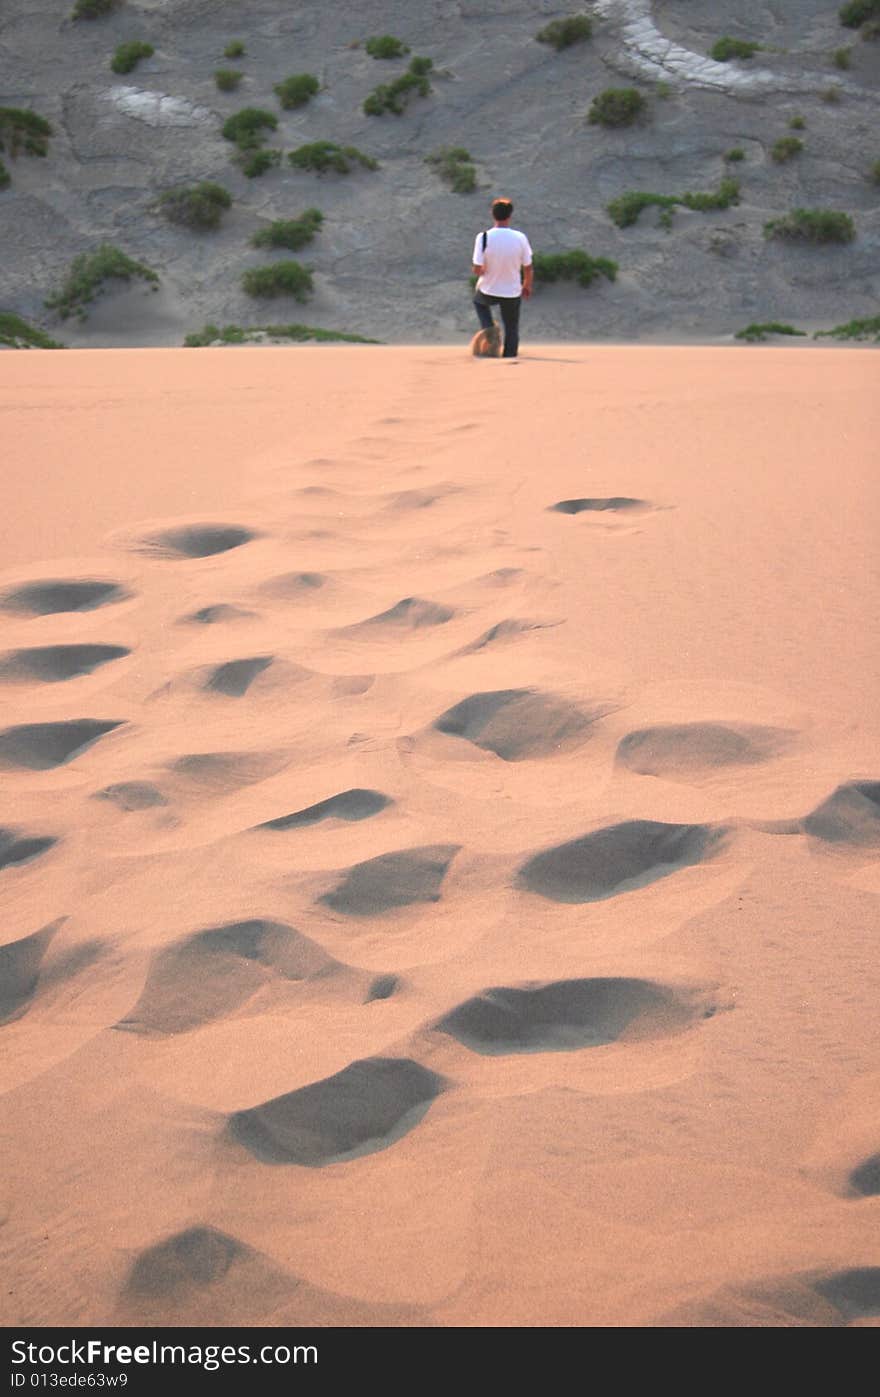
xmin=470 ymin=323 xmax=502 ymax=357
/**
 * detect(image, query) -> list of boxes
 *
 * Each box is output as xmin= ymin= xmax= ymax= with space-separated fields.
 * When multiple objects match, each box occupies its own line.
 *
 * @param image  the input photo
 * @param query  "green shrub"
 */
xmin=111 ymin=41 xmax=154 ymax=75
xmin=822 ymin=85 xmax=842 ymax=101
xmin=772 ymin=136 xmax=804 ymax=162
xmin=45 ymin=244 xmax=159 ymax=320
xmin=224 ymin=41 xmax=245 ymax=59
xmin=222 ymin=107 xmax=278 ymax=150
xmin=655 ymin=81 xmax=672 ymax=98
xmin=833 ymin=45 xmax=852 ymax=67
xmin=607 ymin=178 xmax=739 ymax=229
xmin=157 ymin=182 xmax=231 ymax=231
xmin=680 ymin=176 xmax=741 ymax=212
xmin=789 ymin=115 xmax=806 ymax=129
xmin=0 ymin=108 xmax=52 ymax=158
xmin=735 ymin=322 xmax=807 ymax=342
xmin=71 ymin=0 xmax=120 ymax=18
xmin=532 ymin=250 xmax=618 ymax=288
xmin=184 ymin=322 xmax=380 ymax=347
xmin=814 ymin=314 xmax=880 ymax=341
xmin=0 ymin=312 xmax=65 ymax=348
xmin=288 ymin=141 xmax=378 ymax=174
xmin=238 ymin=149 xmax=281 ymax=178
xmin=365 ymin=35 xmax=410 ymax=59
xmin=214 ymin=69 xmax=243 ymax=92
xmin=535 ymin=15 xmax=592 ymax=49
xmin=764 ymin=208 xmax=855 ymax=243
xmin=241 ymin=261 xmax=313 ymax=301
xmin=425 ymin=146 xmax=476 ymax=193
xmin=839 ymin=0 xmax=880 ymax=27
xmin=0 ymin=158 xmax=9 ymax=190
xmin=871 ymin=158 xmax=880 ymax=183
xmin=710 ymin=37 xmax=762 ymax=61
xmin=587 ymin=87 xmax=646 ymax=127
xmin=364 ymin=56 xmax=433 ymax=115
xmin=251 ymin=208 xmax=323 ymax=250
xmin=274 ymin=74 xmax=320 ymax=109
xmin=725 ymin=147 xmax=745 ymax=162
xmin=862 ymin=18 xmax=880 ymax=36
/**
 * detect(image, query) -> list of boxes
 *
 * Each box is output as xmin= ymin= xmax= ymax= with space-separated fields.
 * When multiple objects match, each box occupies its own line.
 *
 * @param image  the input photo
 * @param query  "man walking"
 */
xmin=472 ymin=197 xmax=533 ymax=359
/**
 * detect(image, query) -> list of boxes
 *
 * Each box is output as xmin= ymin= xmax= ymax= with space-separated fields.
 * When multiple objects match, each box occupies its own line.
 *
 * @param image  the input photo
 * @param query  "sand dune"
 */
xmin=0 ymin=344 xmax=878 ymax=1328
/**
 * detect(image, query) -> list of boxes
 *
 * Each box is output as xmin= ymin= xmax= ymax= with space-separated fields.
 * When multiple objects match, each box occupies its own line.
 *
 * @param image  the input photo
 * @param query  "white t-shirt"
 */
xmin=473 ymin=226 xmax=533 ymax=298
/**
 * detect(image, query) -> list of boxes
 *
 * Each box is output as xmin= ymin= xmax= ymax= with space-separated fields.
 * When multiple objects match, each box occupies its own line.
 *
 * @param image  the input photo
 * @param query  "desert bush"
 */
xmin=224 ymin=41 xmax=245 ymax=59
xmin=72 ymin=0 xmax=120 ymax=18
xmin=184 ymin=321 xmax=379 ymax=347
xmin=839 ymin=0 xmax=880 ymax=27
xmin=0 ymin=108 xmax=52 ymax=158
xmin=45 ymin=243 xmax=159 ymax=320
xmin=822 ymin=85 xmax=842 ymax=101
xmin=365 ymin=35 xmax=410 ymax=59
xmin=274 ymin=74 xmax=320 ymax=109
xmin=251 ymin=208 xmax=323 ymax=250
xmin=814 ymin=314 xmax=880 ymax=340
xmin=288 ymin=141 xmax=378 ymax=174
xmin=734 ymin=322 xmax=806 ymax=342
xmin=725 ymin=147 xmax=745 ymax=162
xmin=535 ymin=15 xmax=592 ymax=49
xmin=0 ymin=158 xmax=9 ymax=189
xmin=833 ymin=46 xmax=852 ymax=67
xmin=862 ymin=18 xmax=880 ymax=36
xmin=711 ymin=37 xmax=762 ymax=61
xmin=157 ymin=182 xmax=231 ymax=231
xmin=241 ymin=261 xmax=313 ymax=301
xmin=789 ymin=115 xmax=806 ymax=129
xmin=364 ymin=56 xmax=433 ymax=115
xmin=214 ymin=69 xmax=243 ymax=92
xmin=764 ymin=208 xmax=855 ymax=243
xmin=655 ymin=81 xmax=672 ymax=98
xmin=111 ymin=41 xmax=153 ymax=75
xmin=607 ymin=178 xmax=739 ymax=229
xmin=680 ymin=177 xmax=741 ymax=212
xmin=238 ymin=149 xmax=281 ymax=178
xmin=425 ymin=147 xmax=476 ymax=193
xmin=222 ymin=107 xmax=278 ymax=150
xmin=0 ymin=312 xmax=65 ymax=348
xmin=587 ymin=88 xmax=646 ymax=127
xmin=532 ymin=250 xmax=618 ymax=288
xmin=772 ymin=136 xmax=804 ymax=162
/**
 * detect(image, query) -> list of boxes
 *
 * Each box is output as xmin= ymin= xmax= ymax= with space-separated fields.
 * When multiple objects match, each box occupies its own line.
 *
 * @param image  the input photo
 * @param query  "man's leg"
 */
xmin=498 ymin=296 xmax=521 ymax=358
xmin=473 ymin=291 xmax=496 ymax=331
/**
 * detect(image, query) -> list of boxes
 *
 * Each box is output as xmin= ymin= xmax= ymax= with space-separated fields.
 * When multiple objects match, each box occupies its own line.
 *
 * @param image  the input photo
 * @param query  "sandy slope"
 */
xmin=1 ymin=344 xmax=878 ymax=1328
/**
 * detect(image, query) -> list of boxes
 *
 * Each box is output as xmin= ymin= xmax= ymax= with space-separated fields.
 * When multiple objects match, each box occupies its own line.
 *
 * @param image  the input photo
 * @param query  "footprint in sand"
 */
xmin=166 ymin=750 xmax=289 ymax=793
xmin=548 ymin=497 xmax=650 ymax=515
xmin=319 ymin=844 xmax=460 ymax=916
xmin=256 ymin=789 xmax=392 ymax=832
xmin=204 ymin=655 xmax=274 ymax=697
xmin=0 ymin=825 xmax=59 ymax=870
xmin=432 ymin=688 xmax=606 ymax=761
xmin=179 ymin=604 xmax=256 ymax=625
xmin=93 ymin=781 xmax=169 ymax=811
xmin=518 ymin=820 xmax=727 ymax=903
xmin=662 ymin=1269 xmax=880 ymax=1327
xmin=0 ymin=719 xmax=124 ymax=770
xmin=337 ymin=597 xmax=455 ymax=636
xmin=802 ymin=781 xmax=880 ymax=847
xmin=0 ymin=644 xmax=130 ymax=683
xmin=0 ymin=919 xmax=65 ymax=1023
xmin=137 ymin=524 xmax=256 ymax=559
xmin=0 ymin=578 xmax=130 ymax=615
xmin=848 ymin=1153 xmax=880 ymax=1197
xmin=227 ymin=1056 xmax=446 ymax=1166
xmin=615 ymin=722 xmax=797 ymax=781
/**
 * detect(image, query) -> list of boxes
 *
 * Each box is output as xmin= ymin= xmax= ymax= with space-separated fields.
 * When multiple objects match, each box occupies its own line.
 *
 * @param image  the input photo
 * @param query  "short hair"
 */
xmin=491 ymin=198 xmax=513 ymax=221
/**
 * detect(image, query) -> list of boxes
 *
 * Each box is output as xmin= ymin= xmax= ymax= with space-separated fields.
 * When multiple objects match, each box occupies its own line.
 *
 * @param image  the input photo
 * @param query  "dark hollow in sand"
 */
xmin=116 ymin=918 xmax=335 ymax=1036
xmin=180 ymin=604 xmax=255 ymax=625
xmin=0 ymin=826 xmax=58 ymax=871
xmin=0 ymin=719 xmax=124 ymax=770
xmin=205 ymin=655 xmax=273 ymax=697
xmin=365 ymin=973 xmax=399 ymax=1003
xmin=802 ymin=781 xmax=880 ymax=846
xmin=436 ymin=977 xmax=699 ymax=1055
xmin=0 ymin=579 xmax=128 ymax=615
xmin=812 ymin=1269 xmax=880 ymax=1320
xmin=319 ymin=843 xmax=460 ymax=917
xmin=848 ymin=1153 xmax=880 ymax=1197
xmin=518 ymin=820 xmax=724 ymax=903
xmin=259 ymin=788 xmax=391 ymax=832
xmin=93 ymin=781 xmax=169 ymax=811
xmin=433 ymin=688 xmax=600 ymax=761
xmin=0 ymin=920 xmax=63 ymax=1022
xmin=260 ymin=571 xmax=328 ymax=599
xmin=549 ymin=497 xmax=646 ymax=514
xmin=616 ymin=722 xmax=795 ymax=778
xmin=126 ymin=1227 xmax=242 ymax=1298
xmin=0 ymin=644 xmax=130 ymax=683
xmin=144 ymin=524 xmax=255 ymax=558
xmin=355 ymin=597 xmax=455 ymax=629
xmin=228 ymin=1057 xmax=445 ymax=1166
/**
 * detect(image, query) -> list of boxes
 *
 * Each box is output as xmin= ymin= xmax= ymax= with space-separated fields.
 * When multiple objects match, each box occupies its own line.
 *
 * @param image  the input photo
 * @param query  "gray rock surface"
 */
xmin=1 ymin=0 xmax=878 ymax=345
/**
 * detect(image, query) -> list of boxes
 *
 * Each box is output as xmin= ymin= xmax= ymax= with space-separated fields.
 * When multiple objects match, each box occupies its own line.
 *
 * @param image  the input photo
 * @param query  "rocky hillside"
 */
xmin=1 ymin=0 xmax=878 ymax=346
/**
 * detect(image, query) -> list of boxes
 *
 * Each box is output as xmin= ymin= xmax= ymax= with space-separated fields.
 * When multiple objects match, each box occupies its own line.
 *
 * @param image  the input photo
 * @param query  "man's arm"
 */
xmin=522 ymin=263 xmax=533 ymax=299
xmin=472 ymin=261 xmax=484 ymax=276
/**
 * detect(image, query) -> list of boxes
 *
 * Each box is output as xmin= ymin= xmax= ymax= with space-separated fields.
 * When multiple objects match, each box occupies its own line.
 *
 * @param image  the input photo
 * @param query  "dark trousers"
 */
xmin=473 ymin=290 xmax=522 ymax=358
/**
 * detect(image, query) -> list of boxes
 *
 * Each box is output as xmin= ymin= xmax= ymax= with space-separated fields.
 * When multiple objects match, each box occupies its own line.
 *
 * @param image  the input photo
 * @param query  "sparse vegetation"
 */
xmin=214 ymin=69 xmax=243 ymax=92
xmin=789 ymin=115 xmax=806 ymax=129
xmin=241 ymin=261 xmax=313 ymax=301
xmin=365 ymin=36 xmax=410 ymax=59
xmin=764 ymin=208 xmax=855 ymax=244
xmin=734 ymin=322 xmax=807 ymax=342
xmin=814 ymin=314 xmax=880 ymax=341
xmin=839 ymin=0 xmax=880 ymax=28
xmin=184 ymin=322 xmax=379 ymax=347
xmin=45 ymin=243 xmax=159 ymax=320
xmin=274 ymin=74 xmax=320 ymax=110
xmin=725 ymin=147 xmax=745 ymax=162
xmin=822 ymin=85 xmax=842 ymax=101
xmin=833 ymin=46 xmax=852 ymax=67
xmin=607 ymin=177 xmax=740 ymax=229
xmin=532 ymin=250 xmax=618 ymax=288
xmin=0 ymin=159 xmax=9 ymax=190
xmin=363 ymin=56 xmax=433 ymax=115
xmin=772 ymin=136 xmax=804 ymax=163
xmin=223 ymin=41 xmax=245 ymax=59
xmin=111 ymin=41 xmax=154 ymax=75
xmin=535 ymin=15 xmax=593 ymax=49
xmin=425 ymin=146 xmax=476 ymax=194
xmin=221 ymin=107 xmax=278 ymax=150
xmin=238 ymin=149 xmax=281 ymax=178
xmin=710 ymin=37 xmax=762 ymax=61
xmin=157 ymin=182 xmax=231 ymax=231
xmin=655 ymin=81 xmax=672 ymax=98
xmin=587 ymin=88 xmax=646 ymax=127
xmin=288 ymin=141 xmax=377 ymax=174
xmin=871 ymin=158 xmax=880 ymax=183
xmin=0 ymin=312 xmax=65 ymax=348
xmin=0 ymin=108 xmax=52 ymax=159
xmin=71 ymin=0 xmax=120 ymax=18
xmin=251 ymin=208 xmax=323 ymax=250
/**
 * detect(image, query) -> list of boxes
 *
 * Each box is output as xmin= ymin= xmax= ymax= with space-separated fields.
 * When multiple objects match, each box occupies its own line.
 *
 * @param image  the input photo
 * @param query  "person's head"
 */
xmin=491 ymin=197 xmax=514 ymax=224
